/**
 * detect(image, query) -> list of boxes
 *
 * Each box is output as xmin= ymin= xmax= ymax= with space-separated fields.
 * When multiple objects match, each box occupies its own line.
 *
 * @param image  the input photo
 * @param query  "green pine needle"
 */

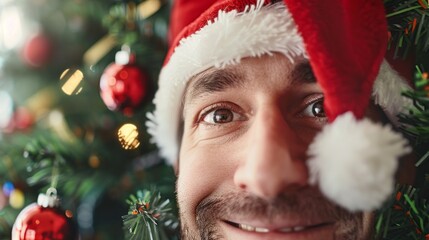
xmin=377 ymin=65 xmax=429 ymax=239
xmin=385 ymin=0 xmax=429 ymax=57
xmin=386 ymin=5 xmax=422 ymax=18
xmin=122 ymin=189 xmax=179 ymax=240
xmin=376 ymin=185 xmax=429 ymax=240
xmin=398 ymin=69 xmax=429 ymax=155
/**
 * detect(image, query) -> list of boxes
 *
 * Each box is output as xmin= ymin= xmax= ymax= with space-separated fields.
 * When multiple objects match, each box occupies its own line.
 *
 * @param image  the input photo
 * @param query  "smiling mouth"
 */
xmin=225 ymin=220 xmax=333 ymax=233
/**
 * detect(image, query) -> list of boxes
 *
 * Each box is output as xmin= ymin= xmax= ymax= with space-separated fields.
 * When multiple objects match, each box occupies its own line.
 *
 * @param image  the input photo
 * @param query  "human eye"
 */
xmin=198 ymin=103 xmax=245 ymax=125
xmin=299 ymin=96 xmax=326 ymax=118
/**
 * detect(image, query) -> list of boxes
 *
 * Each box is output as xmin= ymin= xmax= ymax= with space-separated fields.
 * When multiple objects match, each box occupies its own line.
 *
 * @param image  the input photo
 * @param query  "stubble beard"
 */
xmin=179 ymin=190 xmax=374 ymax=240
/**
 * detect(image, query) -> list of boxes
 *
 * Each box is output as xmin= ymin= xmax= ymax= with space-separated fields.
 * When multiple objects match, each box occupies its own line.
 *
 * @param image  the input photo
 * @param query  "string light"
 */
xmin=59 ymin=68 xmax=84 ymax=95
xmin=9 ymin=189 xmax=24 ymax=209
xmin=118 ymin=123 xmax=140 ymax=150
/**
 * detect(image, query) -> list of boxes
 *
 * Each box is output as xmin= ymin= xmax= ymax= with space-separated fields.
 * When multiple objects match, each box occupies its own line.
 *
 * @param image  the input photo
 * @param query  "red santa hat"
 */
xmin=146 ymin=0 xmax=412 ymax=211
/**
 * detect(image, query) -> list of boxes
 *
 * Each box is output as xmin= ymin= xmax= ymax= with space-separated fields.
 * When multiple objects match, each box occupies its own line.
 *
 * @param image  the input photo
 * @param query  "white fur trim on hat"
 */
xmin=373 ymin=60 xmax=414 ymax=124
xmin=307 ymin=112 xmax=411 ymax=211
xmin=146 ymin=0 xmax=305 ymax=163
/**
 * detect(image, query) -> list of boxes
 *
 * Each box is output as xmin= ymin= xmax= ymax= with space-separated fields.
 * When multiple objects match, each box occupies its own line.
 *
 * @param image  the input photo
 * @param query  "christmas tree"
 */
xmin=0 ymin=0 xmax=428 ymax=240
xmin=0 ymin=0 xmax=177 ymax=239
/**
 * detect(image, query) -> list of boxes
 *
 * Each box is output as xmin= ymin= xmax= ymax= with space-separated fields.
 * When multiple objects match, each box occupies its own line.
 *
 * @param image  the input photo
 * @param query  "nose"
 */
xmin=233 ymin=104 xmax=308 ymax=199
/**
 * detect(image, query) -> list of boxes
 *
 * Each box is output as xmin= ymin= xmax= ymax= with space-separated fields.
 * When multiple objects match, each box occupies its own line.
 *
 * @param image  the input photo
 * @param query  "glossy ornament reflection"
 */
xmin=99 ymin=49 xmax=148 ymax=115
xmin=11 ymin=188 xmax=77 ymax=240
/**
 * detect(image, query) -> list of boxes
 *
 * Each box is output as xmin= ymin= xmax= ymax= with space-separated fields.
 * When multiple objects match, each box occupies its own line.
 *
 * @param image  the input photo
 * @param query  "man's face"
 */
xmin=178 ymin=54 xmax=376 ymax=240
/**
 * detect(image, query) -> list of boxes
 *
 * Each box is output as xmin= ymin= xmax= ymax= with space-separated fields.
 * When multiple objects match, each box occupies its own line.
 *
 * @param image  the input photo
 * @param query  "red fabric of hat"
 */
xmin=165 ymin=0 xmax=271 ymax=65
xmin=168 ymin=0 xmax=217 ymax=45
xmin=283 ymin=0 xmax=388 ymax=121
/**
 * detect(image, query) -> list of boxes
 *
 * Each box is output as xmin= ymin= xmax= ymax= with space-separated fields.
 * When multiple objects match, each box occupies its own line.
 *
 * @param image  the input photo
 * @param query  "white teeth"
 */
xmin=238 ymin=223 xmax=308 ymax=233
xmin=239 ymin=223 xmax=255 ymax=231
xmin=254 ymin=227 xmax=269 ymax=233
xmin=238 ymin=224 xmax=269 ymax=233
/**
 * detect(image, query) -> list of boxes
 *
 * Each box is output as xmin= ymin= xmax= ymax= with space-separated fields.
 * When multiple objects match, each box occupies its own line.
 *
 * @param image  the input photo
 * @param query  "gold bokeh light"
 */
xmin=60 ymin=68 xmax=84 ymax=95
xmin=118 ymin=123 xmax=140 ymax=150
xmin=89 ymin=154 xmax=100 ymax=168
xmin=9 ymin=189 xmax=24 ymax=209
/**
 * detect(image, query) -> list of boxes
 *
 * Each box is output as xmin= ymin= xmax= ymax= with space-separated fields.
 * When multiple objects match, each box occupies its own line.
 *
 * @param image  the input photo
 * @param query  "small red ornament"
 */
xmin=11 ymin=188 xmax=77 ymax=240
xmin=22 ymin=32 xmax=52 ymax=68
xmin=100 ymin=50 xmax=148 ymax=115
xmin=4 ymin=107 xmax=34 ymax=133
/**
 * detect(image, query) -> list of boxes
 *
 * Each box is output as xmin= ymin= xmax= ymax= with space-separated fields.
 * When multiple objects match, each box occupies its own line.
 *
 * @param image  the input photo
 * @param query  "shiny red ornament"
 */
xmin=22 ymin=32 xmax=52 ymax=68
xmin=11 ymin=189 xmax=77 ymax=240
xmin=100 ymin=51 xmax=148 ymax=115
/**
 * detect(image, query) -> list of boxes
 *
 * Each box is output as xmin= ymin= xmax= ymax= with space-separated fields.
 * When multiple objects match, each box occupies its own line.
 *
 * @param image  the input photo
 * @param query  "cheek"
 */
xmin=177 ymin=141 xmax=236 ymax=218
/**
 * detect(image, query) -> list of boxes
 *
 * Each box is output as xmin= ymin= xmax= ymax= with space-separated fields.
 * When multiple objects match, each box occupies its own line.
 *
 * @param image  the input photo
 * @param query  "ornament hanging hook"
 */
xmin=46 ymin=187 xmax=58 ymax=197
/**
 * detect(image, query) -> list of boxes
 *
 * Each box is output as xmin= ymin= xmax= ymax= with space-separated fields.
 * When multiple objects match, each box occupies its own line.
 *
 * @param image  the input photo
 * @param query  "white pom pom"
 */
xmin=307 ymin=112 xmax=411 ymax=211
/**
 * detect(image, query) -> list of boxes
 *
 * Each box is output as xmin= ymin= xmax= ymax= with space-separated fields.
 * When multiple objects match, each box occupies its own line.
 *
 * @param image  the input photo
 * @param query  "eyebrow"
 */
xmin=183 ymin=60 xmax=317 ymax=105
xmin=185 ymin=67 xmax=244 ymax=101
xmin=290 ymin=61 xmax=317 ymax=85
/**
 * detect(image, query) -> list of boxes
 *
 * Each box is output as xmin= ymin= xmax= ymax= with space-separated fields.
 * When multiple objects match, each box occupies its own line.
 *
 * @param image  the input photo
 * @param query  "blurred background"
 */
xmin=0 ymin=0 xmax=428 ymax=239
xmin=0 ymin=0 xmax=176 ymax=239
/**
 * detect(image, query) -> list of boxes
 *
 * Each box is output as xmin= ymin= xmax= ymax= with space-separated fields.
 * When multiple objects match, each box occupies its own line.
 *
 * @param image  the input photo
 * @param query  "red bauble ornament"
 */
xmin=4 ymin=107 xmax=34 ymax=133
xmin=22 ymin=32 xmax=52 ymax=68
xmin=100 ymin=50 xmax=148 ymax=115
xmin=12 ymin=188 xmax=77 ymax=240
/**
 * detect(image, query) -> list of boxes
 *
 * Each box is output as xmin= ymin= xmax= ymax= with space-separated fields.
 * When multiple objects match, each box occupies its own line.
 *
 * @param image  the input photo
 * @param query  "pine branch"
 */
xmin=20 ymin=132 xmax=120 ymax=202
xmin=398 ymin=69 xmax=429 ymax=154
xmin=376 ymin=184 xmax=429 ymax=240
xmin=122 ymin=189 xmax=179 ymax=240
xmin=377 ymin=66 xmax=429 ymax=239
xmin=384 ymin=0 xmax=429 ymax=58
